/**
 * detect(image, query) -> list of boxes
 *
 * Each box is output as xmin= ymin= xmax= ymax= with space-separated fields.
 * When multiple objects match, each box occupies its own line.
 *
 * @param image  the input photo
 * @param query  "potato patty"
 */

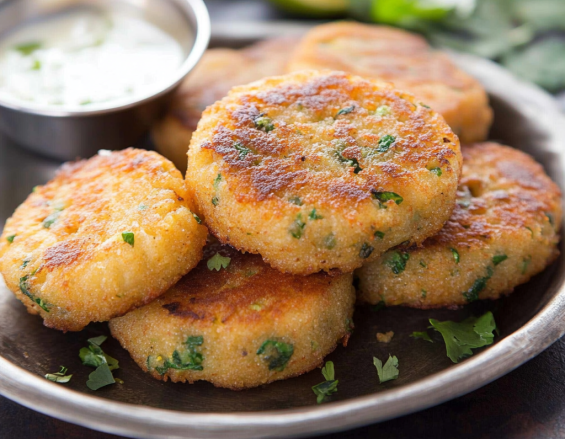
xmin=186 ymin=70 xmax=462 ymax=275
xmin=109 ymin=241 xmax=355 ymax=389
xmin=152 ymin=38 xmax=295 ymax=173
xmin=357 ymin=142 xmax=562 ymax=308
xmin=287 ymin=22 xmax=493 ymax=143
xmin=0 ymin=149 xmax=207 ymax=331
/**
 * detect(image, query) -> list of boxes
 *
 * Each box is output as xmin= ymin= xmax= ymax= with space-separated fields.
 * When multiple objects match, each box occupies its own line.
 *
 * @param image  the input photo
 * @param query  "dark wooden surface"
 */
xmin=2 ymin=335 xmax=565 ymax=439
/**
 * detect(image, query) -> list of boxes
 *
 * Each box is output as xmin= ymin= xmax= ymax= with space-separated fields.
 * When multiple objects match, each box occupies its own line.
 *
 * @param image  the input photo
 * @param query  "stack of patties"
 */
xmin=0 ymin=22 xmax=560 ymax=391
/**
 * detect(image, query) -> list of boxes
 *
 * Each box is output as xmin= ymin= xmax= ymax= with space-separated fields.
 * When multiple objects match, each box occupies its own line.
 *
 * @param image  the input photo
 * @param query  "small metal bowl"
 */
xmin=0 ymin=0 xmax=210 ymax=161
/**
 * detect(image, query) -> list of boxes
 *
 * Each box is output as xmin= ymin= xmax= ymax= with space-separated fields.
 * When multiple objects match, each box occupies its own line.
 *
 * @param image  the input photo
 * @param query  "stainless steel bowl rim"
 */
xmin=0 ymin=53 xmax=564 ymax=439
xmin=0 ymin=0 xmax=211 ymax=117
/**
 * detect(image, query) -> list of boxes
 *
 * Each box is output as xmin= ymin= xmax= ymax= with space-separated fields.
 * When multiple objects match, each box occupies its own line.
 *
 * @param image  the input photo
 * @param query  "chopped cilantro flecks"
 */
xmin=6 ymin=234 xmax=16 ymax=243
xmin=375 ymin=105 xmax=391 ymax=116
xmin=214 ymin=173 xmax=222 ymax=190
xmin=377 ymin=135 xmax=396 ymax=152
xmin=207 ymin=253 xmax=231 ymax=271
xmin=374 ymin=355 xmax=399 ymax=383
xmin=420 ymin=260 xmax=427 ymax=268
xmin=545 ymin=212 xmax=554 ymax=227
xmin=336 ymin=150 xmax=363 ymax=174
xmin=374 ymin=231 xmax=385 ymax=239
xmin=20 ymin=273 xmax=50 ymax=313
xmin=234 ymin=142 xmax=251 ymax=160
xmin=14 ymin=41 xmax=42 ymax=56
xmin=212 ymin=197 xmax=219 ymax=206
xmin=421 ymin=289 xmax=427 ymax=298
xmin=450 ymin=248 xmax=460 ymax=264
xmin=430 ymin=167 xmax=442 ymax=176
xmin=323 ymin=233 xmax=337 ymax=249
xmin=257 ymin=340 xmax=294 ymax=371
xmin=254 ymin=115 xmax=275 ymax=132
xmin=420 ymin=103 xmax=431 ymax=109
xmin=385 ymin=251 xmax=410 ymax=275
xmin=359 ymin=243 xmax=374 ymax=259
xmin=522 ymin=256 xmax=531 ymax=274
xmin=289 ymin=214 xmax=306 ymax=239
xmin=122 ymin=232 xmax=134 ymax=247
xmin=411 ymin=331 xmax=433 ymax=342
xmin=372 ymin=300 xmax=386 ymax=312
xmin=463 ymin=266 xmax=493 ymax=302
xmin=372 ymin=190 xmax=403 ymax=208
xmin=42 ymin=211 xmax=61 ymax=228
xmin=345 ymin=317 xmax=354 ymax=334
xmin=492 ymin=254 xmax=508 ymax=266
xmin=155 ymin=336 xmax=204 ymax=375
xmin=80 ymin=336 xmax=120 ymax=390
xmin=309 ymin=209 xmax=323 ymax=220
xmin=45 ymin=366 xmax=72 ymax=384
xmin=429 ymin=311 xmax=496 ymax=363
xmin=192 ymin=213 xmax=202 ymax=224
xmin=526 ymin=226 xmax=534 ymax=237
xmin=312 ymin=361 xmax=338 ymax=404
xmin=335 ymin=106 xmax=355 ymax=117
xmin=289 ymin=196 xmax=303 ymax=206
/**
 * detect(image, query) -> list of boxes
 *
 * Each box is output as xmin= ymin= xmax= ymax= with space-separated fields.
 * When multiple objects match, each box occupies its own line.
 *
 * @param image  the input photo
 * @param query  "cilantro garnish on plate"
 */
xmin=374 ymin=355 xmax=399 ymax=383
xmin=79 ymin=336 xmax=120 ymax=390
xmin=312 ymin=361 xmax=339 ymax=404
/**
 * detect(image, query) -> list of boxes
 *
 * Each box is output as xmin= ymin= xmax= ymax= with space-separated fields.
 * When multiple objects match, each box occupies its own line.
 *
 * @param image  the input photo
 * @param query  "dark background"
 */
xmin=2 ymin=1 xmax=565 ymax=438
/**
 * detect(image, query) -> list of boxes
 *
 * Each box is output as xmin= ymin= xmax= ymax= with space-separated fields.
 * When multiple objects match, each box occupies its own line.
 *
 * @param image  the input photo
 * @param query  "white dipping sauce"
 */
xmin=0 ymin=9 xmax=185 ymax=109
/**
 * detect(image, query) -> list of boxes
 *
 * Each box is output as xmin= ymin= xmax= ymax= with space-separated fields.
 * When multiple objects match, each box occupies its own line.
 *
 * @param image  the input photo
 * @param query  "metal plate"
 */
xmin=0 ymin=52 xmax=564 ymax=439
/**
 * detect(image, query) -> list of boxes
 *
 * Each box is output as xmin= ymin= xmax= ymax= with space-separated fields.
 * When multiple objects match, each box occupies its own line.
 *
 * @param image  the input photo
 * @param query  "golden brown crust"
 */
xmin=152 ymin=38 xmax=297 ymax=172
xmin=0 ymin=148 xmax=208 ymax=331
xmin=287 ymin=22 xmax=493 ymax=143
xmin=110 ymin=240 xmax=355 ymax=389
xmin=357 ymin=142 xmax=562 ymax=308
xmin=187 ymin=70 xmax=462 ymax=275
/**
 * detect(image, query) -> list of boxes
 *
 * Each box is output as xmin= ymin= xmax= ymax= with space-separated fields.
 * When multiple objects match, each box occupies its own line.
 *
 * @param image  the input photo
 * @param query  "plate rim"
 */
xmin=1 ymin=52 xmax=565 ymax=439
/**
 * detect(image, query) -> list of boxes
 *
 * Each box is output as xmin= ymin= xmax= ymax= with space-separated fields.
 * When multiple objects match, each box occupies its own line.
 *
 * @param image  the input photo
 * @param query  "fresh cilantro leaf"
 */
xmin=377 ymin=135 xmax=396 ymax=152
xmin=321 ymin=360 xmax=335 ymax=381
xmin=385 ymin=251 xmax=410 ymax=274
xmin=289 ymin=213 xmax=306 ymax=239
xmin=312 ymin=361 xmax=338 ymax=404
xmin=410 ymin=331 xmax=433 ymax=342
xmin=374 ymin=355 xmax=399 ymax=383
xmin=309 ymin=209 xmax=323 ymax=220
xmin=234 ymin=142 xmax=251 ymax=160
xmin=335 ymin=149 xmax=363 ymax=174
xmin=450 ymin=248 xmax=460 ymax=263
xmin=45 ymin=366 xmax=72 ymax=383
xmin=463 ymin=266 xmax=493 ymax=302
xmin=207 ymin=253 xmax=231 ymax=271
xmin=430 ymin=167 xmax=442 ymax=176
xmin=492 ymin=254 xmax=508 ymax=265
xmin=254 ymin=115 xmax=275 ymax=132
xmin=335 ymin=105 xmax=355 ymax=117
xmin=192 ymin=213 xmax=202 ymax=224
xmin=374 ymin=231 xmax=385 ymax=239
xmin=372 ymin=301 xmax=386 ymax=311
xmin=359 ymin=243 xmax=374 ymax=259
xmin=372 ymin=191 xmax=403 ymax=207
xmin=19 ymin=273 xmax=50 ymax=313
xmin=42 ymin=211 xmax=61 ymax=228
xmin=6 ymin=234 xmax=16 ymax=243
xmin=375 ymin=105 xmax=391 ymax=116
xmin=257 ymin=340 xmax=294 ymax=371
xmin=429 ymin=311 xmax=496 ymax=363
xmin=213 ymin=173 xmax=222 ymax=190
xmin=13 ymin=41 xmax=42 ymax=56
xmin=289 ymin=196 xmax=303 ymax=206
xmin=122 ymin=232 xmax=134 ymax=247
xmin=86 ymin=363 xmax=115 ymax=390
xmin=323 ymin=233 xmax=337 ymax=249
